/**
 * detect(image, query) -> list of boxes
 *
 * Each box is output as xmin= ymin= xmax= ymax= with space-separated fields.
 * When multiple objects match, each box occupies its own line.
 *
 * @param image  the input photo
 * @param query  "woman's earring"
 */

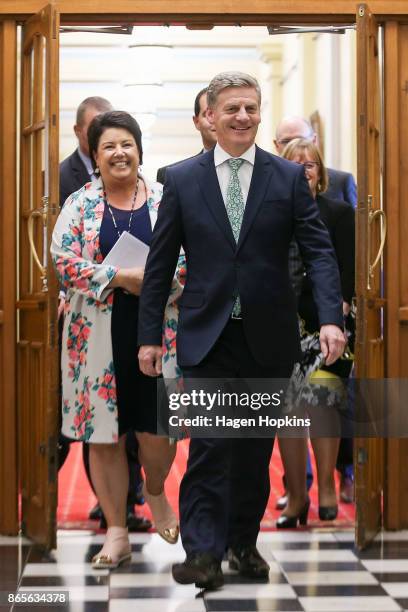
xmin=94 ymin=166 xmax=100 ymax=175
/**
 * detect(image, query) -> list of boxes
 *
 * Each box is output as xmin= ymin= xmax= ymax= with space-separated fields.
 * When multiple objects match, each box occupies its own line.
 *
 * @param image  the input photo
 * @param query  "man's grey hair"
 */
xmin=76 ymin=96 xmax=113 ymax=126
xmin=207 ymin=71 xmax=261 ymax=108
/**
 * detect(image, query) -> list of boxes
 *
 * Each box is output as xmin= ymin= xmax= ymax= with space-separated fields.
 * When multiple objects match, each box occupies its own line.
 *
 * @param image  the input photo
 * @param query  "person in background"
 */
xmin=274 ymin=116 xmax=357 ymax=207
xmin=58 ymin=97 xmax=151 ymax=532
xmin=52 ymin=111 xmax=183 ymax=569
xmin=276 ymin=138 xmax=355 ymax=528
xmin=274 ymin=115 xmax=356 ymax=506
xmin=156 ymin=86 xmax=217 ymax=184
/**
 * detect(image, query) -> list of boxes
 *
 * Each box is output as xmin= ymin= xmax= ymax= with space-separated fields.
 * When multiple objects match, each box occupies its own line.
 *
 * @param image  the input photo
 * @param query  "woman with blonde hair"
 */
xmin=277 ymin=138 xmax=355 ymax=527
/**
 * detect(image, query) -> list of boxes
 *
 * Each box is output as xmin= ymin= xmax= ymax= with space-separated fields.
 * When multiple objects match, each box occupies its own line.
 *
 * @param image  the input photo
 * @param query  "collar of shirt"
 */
xmin=214 ymin=143 xmax=256 ymax=167
xmin=77 ymin=147 xmax=94 ymax=177
xmin=213 ymin=143 xmax=255 ymax=206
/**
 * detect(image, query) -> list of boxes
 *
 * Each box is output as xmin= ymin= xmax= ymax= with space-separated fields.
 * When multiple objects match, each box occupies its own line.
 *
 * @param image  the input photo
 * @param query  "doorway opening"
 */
xmin=56 ymin=23 xmax=357 ymax=531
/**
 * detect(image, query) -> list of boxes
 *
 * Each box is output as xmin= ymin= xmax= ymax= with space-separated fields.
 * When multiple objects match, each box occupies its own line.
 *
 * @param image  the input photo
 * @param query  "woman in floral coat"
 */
xmin=51 ymin=111 xmax=185 ymax=569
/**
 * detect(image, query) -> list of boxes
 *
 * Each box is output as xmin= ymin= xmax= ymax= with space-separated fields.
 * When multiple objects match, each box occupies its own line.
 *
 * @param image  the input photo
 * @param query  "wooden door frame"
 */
xmin=0 ymin=0 xmax=406 ymax=537
xmin=0 ymin=19 xmax=18 ymax=536
xmin=383 ymin=20 xmax=408 ymax=530
xmin=1 ymin=1 xmax=408 ymax=22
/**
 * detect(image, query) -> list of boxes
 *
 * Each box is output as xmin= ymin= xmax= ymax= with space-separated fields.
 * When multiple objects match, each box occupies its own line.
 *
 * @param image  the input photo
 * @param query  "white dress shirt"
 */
xmin=213 ymin=143 xmax=256 ymax=208
xmin=77 ymin=147 xmax=95 ymax=178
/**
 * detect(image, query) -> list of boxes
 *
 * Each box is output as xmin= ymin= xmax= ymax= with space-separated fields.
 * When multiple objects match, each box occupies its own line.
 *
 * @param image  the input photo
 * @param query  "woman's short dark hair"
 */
xmin=88 ymin=110 xmax=143 ymax=167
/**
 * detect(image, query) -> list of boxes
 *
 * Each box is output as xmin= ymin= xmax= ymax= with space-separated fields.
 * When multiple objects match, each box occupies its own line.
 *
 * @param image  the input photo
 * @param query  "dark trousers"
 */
xmin=180 ymin=319 xmax=292 ymax=560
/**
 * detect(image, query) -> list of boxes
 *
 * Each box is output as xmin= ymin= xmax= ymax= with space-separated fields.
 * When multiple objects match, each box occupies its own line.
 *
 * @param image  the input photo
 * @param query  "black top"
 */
xmin=100 ymin=201 xmax=157 ymax=436
xmin=298 ymin=193 xmax=355 ymax=332
xmin=100 ymin=201 xmax=151 ymax=258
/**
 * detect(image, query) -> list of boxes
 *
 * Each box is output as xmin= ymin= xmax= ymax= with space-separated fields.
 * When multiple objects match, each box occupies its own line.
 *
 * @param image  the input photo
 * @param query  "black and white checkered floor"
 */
xmin=3 ymin=530 xmax=408 ymax=611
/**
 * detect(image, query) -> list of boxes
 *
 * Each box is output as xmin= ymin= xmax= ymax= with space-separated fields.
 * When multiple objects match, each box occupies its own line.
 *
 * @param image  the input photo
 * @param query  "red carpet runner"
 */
xmin=58 ymin=440 xmax=354 ymax=530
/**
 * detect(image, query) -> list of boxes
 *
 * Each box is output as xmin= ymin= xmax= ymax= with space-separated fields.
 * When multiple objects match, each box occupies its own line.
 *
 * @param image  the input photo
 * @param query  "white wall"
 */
xmin=59 ymin=25 xmax=356 ymax=181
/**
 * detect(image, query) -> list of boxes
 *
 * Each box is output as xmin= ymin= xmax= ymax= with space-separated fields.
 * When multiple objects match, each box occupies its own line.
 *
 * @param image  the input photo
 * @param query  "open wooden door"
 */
xmin=18 ymin=3 xmax=59 ymax=549
xmin=355 ymin=3 xmax=386 ymax=548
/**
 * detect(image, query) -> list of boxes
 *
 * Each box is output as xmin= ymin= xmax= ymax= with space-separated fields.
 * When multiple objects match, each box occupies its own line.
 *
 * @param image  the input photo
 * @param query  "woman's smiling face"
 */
xmin=94 ymin=127 xmax=139 ymax=184
xmin=291 ymin=149 xmax=321 ymax=197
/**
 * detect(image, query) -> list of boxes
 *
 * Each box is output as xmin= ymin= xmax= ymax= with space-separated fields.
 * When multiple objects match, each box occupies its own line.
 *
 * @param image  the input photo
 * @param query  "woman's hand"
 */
xmin=110 ymin=267 xmax=144 ymax=295
xmin=319 ymin=324 xmax=346 ymax=366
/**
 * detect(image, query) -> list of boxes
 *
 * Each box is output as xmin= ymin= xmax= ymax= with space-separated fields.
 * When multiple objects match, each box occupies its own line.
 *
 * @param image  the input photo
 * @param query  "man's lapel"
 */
xmin=71 ymin=149 xmax=91 ymax=187
xmin=237 ymin=146 xmax=274 ymax=252
xmin=197 ymin=150 xmax=236 ymax=250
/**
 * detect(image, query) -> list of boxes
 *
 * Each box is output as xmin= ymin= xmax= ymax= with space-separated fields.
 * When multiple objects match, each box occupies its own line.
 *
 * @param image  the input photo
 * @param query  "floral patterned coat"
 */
xmin=51 ymin=176 xmax=185 ymax=443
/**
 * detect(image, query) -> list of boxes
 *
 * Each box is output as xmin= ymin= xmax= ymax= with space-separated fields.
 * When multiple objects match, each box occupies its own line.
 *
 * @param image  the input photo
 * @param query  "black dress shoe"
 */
xmin=172 ymin=553 xmax=224 ymax=590
xmin=228 ymin=545 xmax=269 ymax=580
xmin=126 ymin=513 xmax=152 ymax=532
xmin=319 ymin=505 xmax=338 ymax=521
xmin=100 ymin=508 xmax=152 ymax=532
xmin=276 ymin=498 xmax=310 ymax=529
xmin=89 ymin=503 xmax=103 ymax=521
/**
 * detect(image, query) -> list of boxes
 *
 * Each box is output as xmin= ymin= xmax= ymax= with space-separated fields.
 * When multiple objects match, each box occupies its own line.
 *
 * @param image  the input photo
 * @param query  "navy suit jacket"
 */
xmin=138 ymin=146 xmax=343 ymax=368
xmin=156 ymin=151 xmax=204 ymax=185
xmin=59 ymin=149 xmax=90 ymax=207
xmin=326 ymin=167 xmax=357 ymax=208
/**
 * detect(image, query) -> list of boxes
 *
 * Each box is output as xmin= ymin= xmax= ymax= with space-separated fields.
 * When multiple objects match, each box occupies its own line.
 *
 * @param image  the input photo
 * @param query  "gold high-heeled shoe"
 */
xmin=91 ymin=551 xmax=132 ymax=570
xmin=143 ymin=482 xmax=179 ymax=544
xmin=91 ymin=526 xmax=132 ymax=569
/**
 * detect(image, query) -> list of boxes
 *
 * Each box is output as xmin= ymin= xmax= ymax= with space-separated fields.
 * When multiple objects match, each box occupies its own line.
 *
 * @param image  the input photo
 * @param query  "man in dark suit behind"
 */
xmin=138 ymin=71 xmax=345 ymax=589
xmin=156 ymin=86 xmax=217 ymax=185
xmin=58 ymin=96 xmax=151 ymax=532
xmin=60 ymin=96 xmax=114 ymax=205
xmin=274 ymin=116 xmax=357 ymax=207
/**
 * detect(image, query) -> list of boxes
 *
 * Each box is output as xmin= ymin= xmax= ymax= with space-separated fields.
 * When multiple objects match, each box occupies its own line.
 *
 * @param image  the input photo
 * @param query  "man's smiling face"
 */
xmin=207 ymin=86 xmax=261 ymax=157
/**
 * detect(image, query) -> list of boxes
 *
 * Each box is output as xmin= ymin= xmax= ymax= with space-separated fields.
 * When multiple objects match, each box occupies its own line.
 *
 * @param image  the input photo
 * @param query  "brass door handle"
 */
xmin=367 ymin=205 xmax=387 ymax=291
xmin=27 ymin=208 xmax=47 ymax=292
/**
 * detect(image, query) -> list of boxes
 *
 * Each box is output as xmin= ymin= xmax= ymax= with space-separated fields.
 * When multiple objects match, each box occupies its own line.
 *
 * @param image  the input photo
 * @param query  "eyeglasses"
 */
xmin=297 ymin=161 xmax=320 ymax=171
xmin=277 ymin=137 xmax=300 ymax=146
xmin=277 ymin=136 xmax=307 ymax=146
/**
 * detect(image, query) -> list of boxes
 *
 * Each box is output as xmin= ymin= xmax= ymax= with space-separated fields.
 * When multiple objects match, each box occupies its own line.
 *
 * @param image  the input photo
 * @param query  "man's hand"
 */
xmin=138 ymin=345 xmax=163 ymax=377
xmin=319 ymin=324 xmax=346 ymax=366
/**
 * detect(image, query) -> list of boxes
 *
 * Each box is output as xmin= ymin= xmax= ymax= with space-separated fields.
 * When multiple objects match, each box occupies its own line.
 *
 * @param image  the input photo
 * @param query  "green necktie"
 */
xmin=226 ymin=158 xmax=245 ymax=316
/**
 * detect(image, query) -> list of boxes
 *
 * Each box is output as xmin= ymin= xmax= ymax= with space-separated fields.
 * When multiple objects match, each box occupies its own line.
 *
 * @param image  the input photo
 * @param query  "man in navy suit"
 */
xmin=274 ymin=116 xmax=357 ymax=207
xmin=138 ymin=72 xmax=345 ymax=589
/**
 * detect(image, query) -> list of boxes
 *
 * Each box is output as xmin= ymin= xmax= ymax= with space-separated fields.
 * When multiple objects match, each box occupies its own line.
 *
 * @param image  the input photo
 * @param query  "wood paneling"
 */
xmin=18 ymin=340 xmax=49 ymax=537
xmin=18 ymin=4 xmax=60 ymax=548
xmin=0 ymin=20 xmax=18 ymax=535
xmin=355 ymin=4 xmax=385 ymax=549
xmin=2 ymin=0 xmax=408 ymax=21
xmin=384 ymin=21 xmax=408 ymax=530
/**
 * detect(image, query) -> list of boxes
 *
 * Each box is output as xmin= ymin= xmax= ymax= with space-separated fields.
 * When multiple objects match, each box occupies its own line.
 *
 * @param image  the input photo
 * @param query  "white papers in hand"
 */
xmin=103 ymin=230 xmax=149 ymax=268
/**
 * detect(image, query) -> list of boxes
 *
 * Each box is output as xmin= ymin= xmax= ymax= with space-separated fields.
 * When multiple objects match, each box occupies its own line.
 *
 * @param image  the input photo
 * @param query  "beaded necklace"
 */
xmin=104 ymin=178 xmax=140 ymax=238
